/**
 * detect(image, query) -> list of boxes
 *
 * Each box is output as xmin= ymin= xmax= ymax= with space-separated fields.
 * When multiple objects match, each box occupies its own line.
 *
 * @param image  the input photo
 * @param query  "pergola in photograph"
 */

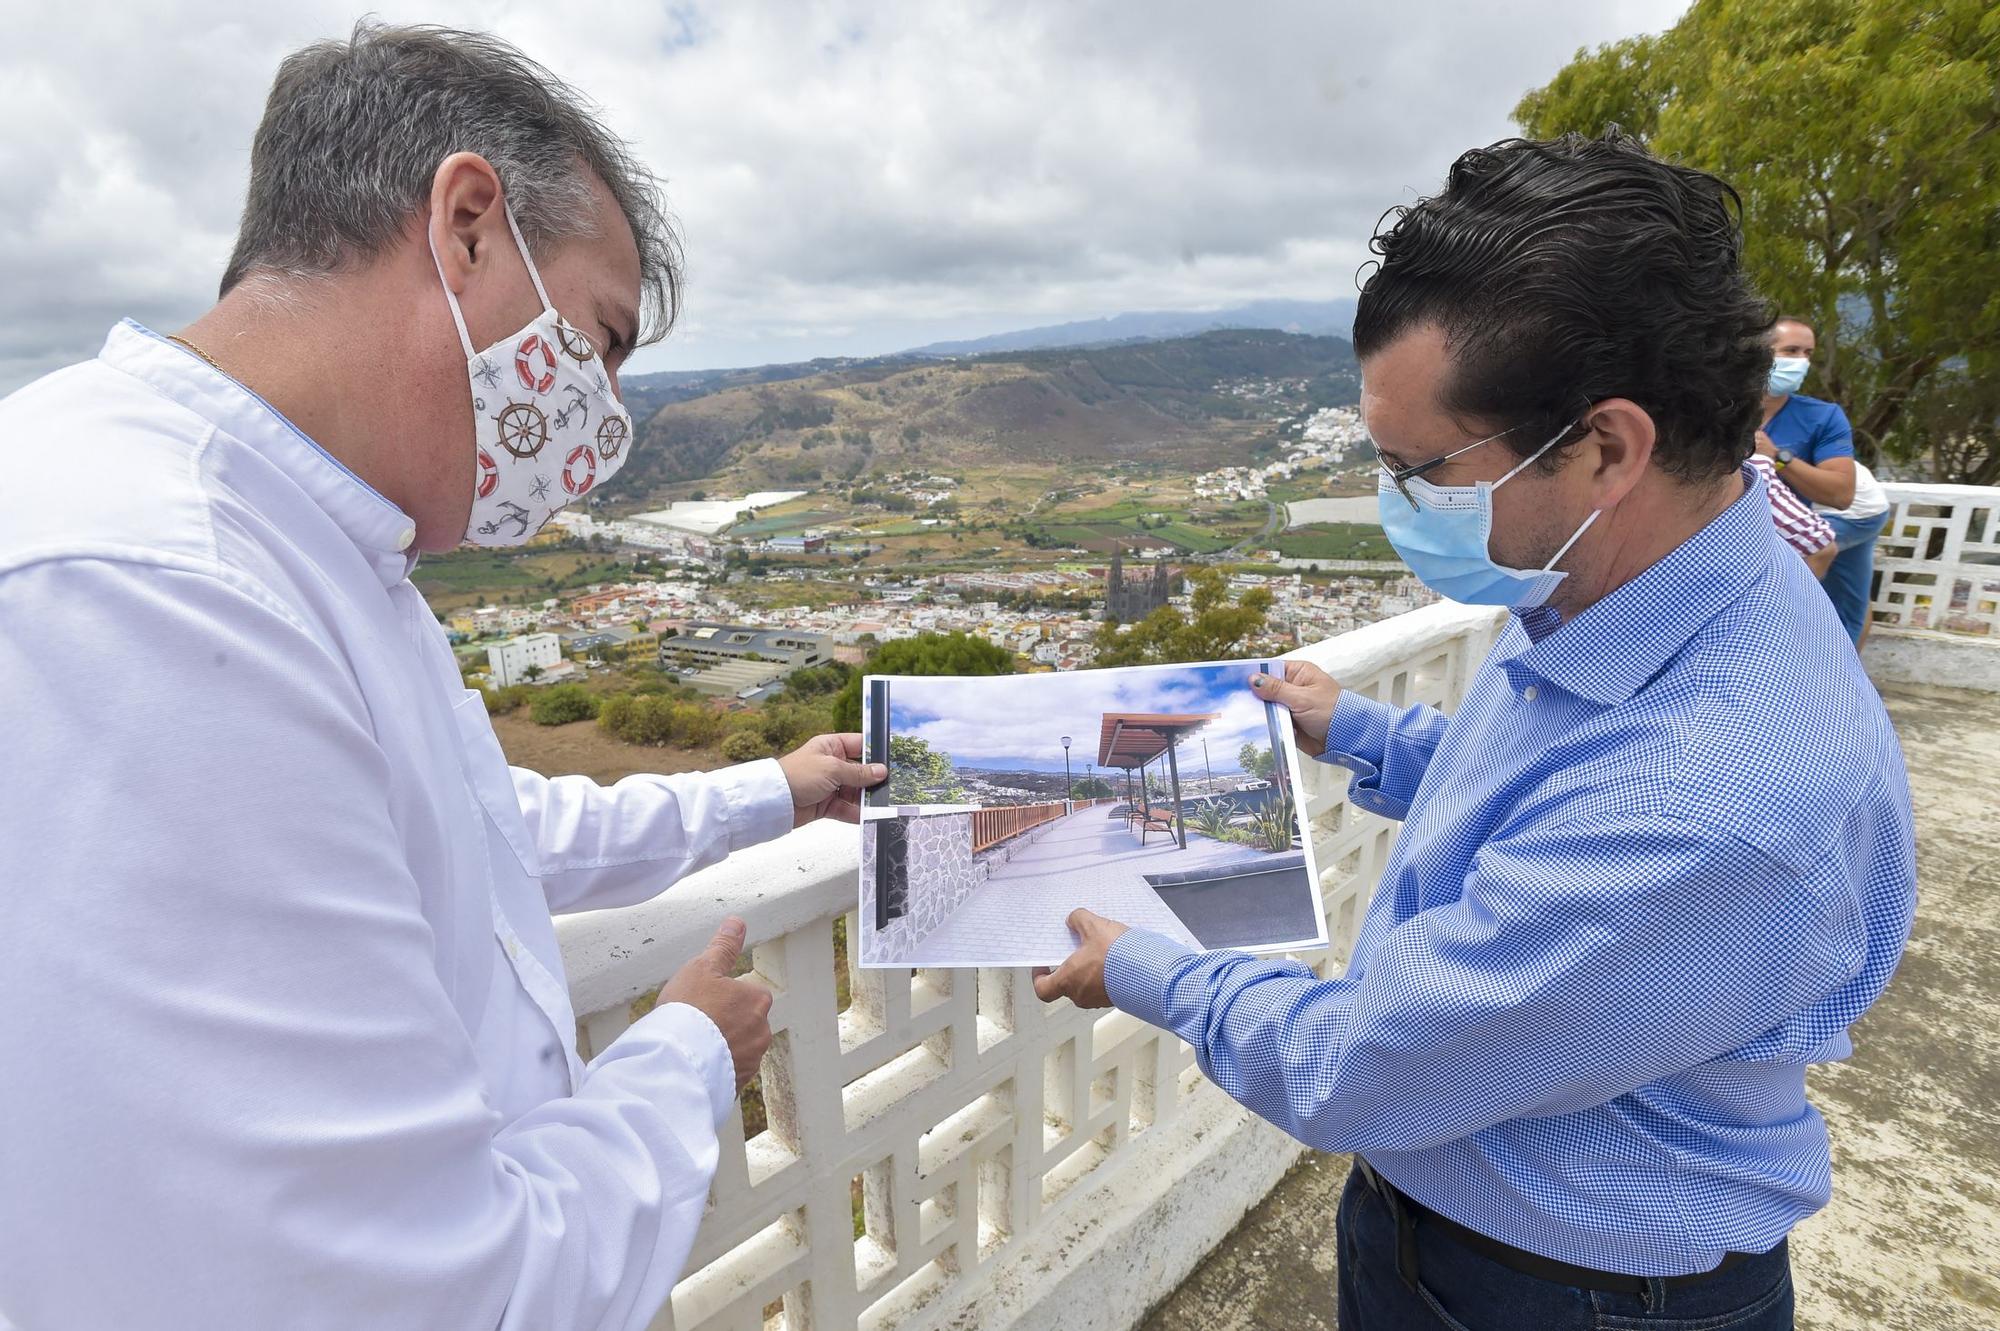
xmin=1098 ymin=711 xmax=1217 ymax=850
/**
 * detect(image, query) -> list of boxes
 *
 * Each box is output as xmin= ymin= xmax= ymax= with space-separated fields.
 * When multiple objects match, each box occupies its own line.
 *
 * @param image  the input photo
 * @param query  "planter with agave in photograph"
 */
xmin=858 ymin=660 xmax=1327 ymax=967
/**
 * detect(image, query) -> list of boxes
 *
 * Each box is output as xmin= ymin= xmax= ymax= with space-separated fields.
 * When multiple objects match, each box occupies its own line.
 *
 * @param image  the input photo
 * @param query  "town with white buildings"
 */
xmin=1191 ymin=405 xmax=1371 ymax=500
xmin=464 ymin=549 xmax=1434 ymax=691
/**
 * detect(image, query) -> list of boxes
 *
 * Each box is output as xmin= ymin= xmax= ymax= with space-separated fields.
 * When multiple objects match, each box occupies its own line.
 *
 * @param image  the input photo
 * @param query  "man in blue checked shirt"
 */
xmin=1035 ymin=131 xmax=1915 ymax=1331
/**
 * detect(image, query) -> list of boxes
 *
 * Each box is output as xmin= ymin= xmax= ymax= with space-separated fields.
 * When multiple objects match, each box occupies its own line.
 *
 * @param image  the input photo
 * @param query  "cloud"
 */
xmin=2 ymin=0 xmax=1690 ymax=392
xmin=886 ymin=660 xmax=1281 ymax=771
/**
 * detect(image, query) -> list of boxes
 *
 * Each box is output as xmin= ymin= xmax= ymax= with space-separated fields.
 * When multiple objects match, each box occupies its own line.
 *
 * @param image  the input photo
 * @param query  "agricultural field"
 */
xmin=1269 ymin=522 xmax=1399 ymax=562
xmin=1001 ymin=490 xmax=1269 ymax=554
xmin=1264 ymin=477 xmax=1334 ymax=504
xmin=728 ymin=508 xmax=848 ymax=537
xmin=414 ymin=547 xmax=636 ymax=610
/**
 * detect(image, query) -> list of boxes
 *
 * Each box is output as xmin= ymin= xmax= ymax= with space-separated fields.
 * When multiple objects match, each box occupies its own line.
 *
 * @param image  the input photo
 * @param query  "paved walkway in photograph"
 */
xmin=898 ymin=805 xmax=1252 ymax=966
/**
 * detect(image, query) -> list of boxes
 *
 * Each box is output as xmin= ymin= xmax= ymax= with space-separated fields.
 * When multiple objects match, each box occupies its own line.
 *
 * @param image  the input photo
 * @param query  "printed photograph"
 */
xmin=858 ymin=660 xmax=1327 ymax=967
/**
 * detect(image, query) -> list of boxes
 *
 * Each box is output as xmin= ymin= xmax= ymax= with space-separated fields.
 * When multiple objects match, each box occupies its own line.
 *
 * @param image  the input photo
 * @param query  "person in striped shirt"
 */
xmin=1746 ymin=451 xmax=1837 ymax=575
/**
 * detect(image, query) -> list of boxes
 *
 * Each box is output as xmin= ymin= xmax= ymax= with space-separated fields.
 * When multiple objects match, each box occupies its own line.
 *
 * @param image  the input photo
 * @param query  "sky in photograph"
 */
xmin=2 ymin=0 xmax=1690 ymax=393
xmin=883 ymin=662 xmax=1283 ymax=775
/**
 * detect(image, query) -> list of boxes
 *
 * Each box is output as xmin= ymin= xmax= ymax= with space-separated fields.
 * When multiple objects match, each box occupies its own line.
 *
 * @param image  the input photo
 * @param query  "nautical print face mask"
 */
xmin=429 ymin=201 xmax=634 ymax=547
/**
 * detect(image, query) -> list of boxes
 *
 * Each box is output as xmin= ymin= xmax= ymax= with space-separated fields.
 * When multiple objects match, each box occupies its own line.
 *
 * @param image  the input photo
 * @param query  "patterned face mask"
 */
xmin=429 ymin=201 xmax=634 ymax=547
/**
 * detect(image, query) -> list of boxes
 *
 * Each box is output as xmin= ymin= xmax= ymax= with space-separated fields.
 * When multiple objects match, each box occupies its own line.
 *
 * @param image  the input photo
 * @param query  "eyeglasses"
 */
xmin=1376 ymin=423 xmax=1527 ymax=510
xmin=1376 ymin=417 xmax=1585 ymax=509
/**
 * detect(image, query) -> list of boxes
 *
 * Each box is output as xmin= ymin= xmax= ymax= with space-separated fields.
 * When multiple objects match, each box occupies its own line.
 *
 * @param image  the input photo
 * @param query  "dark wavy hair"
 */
xmin=1353 ymin=130 xmax=1772 ymax=482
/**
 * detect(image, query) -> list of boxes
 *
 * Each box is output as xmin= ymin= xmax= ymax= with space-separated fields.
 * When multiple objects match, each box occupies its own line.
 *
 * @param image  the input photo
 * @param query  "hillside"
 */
xmin=613 ymin=329 xmax=1359 ymax=499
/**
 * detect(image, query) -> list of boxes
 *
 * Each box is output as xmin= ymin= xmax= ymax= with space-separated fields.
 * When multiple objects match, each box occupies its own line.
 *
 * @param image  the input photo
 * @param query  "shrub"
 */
xmin=1190 ymin=804 xmax=1235 ymax=842
xmin=530 ymin=684 xmax=600 ymax=726
xmin=720 ymin=730 xmax=771 ymax=762
xmin=597 ymin=693 xmax=636 ymax=737
xmin=676 ymin=703 xmax=725 ymax=748
xmin=612 ymin=695 xmax=679 ymax=745
xmin=599 ymin=692 xmax=727 ymax=749
xmin=483 ymin=684 xmax=536 ymax=715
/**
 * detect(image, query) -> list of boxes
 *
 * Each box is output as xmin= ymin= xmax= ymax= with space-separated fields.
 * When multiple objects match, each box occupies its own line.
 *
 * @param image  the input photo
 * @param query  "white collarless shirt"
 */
xmin=0 ymin=322 xmax=796 ymax=1330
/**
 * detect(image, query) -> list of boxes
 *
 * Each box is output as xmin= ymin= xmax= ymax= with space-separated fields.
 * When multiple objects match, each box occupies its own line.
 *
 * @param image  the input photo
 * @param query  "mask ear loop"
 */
xmin=1540 ymin=508 xmax=1601 ymax=573
xmin=426 ymin=220 xmax=477 ymax=359
xmin=1493 ymin=414 xmax=1600 ymax=574
xmin=501 ymin=201 xmax=556 ymax=315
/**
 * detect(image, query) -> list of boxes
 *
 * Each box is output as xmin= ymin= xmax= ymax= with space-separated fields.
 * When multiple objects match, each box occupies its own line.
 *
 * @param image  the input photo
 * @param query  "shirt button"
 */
xmin=395 ymin=525 xmax=416 ymax=551
xmin=1521 ymin=685 xmax=1538 ymax=702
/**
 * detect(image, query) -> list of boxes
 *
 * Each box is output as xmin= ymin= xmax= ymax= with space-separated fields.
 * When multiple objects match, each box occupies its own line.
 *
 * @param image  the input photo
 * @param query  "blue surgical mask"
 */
xmin=1378 ymin=424 xmax=1600 ymax=608
xmin=1767 ymin=356 xmax=1809 ymax=396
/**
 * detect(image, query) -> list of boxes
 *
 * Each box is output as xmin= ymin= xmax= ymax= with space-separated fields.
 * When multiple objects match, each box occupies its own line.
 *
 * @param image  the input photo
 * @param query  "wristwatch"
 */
xmin=1774 ymin=447 xmax=1795 ymax=470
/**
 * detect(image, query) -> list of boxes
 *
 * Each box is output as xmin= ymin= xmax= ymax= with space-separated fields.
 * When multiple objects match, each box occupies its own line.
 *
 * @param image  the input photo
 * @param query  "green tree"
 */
xmin=783 ymin=660 xmax=857 ymax=699
xmin=1237 ymin=743 xmax=1278 ymax=782
xmin=1515 ymin=0 xmax=2000 ymax=481
xmin=1091 ymin=568 xmax=1273 ymax=666
xmin=830 ymin=632 xmax=1017 ymax=731
xmin=885 ymin=734 xmax=966 ymax=804
xmin=1072 ymin=775 xmax=1116 ymax=798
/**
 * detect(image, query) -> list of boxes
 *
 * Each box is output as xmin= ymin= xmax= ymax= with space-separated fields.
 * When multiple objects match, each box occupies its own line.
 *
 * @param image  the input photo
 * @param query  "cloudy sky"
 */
xmin=2 ymin=0 xmax=1687 ymax=392
xmin=885 ymin=661 xmax=1280 ymax=775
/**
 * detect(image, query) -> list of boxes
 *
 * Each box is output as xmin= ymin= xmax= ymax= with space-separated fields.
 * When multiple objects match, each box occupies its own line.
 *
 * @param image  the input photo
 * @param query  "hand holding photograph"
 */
xmin=858 ymin=659 xmax=1328 ymax=967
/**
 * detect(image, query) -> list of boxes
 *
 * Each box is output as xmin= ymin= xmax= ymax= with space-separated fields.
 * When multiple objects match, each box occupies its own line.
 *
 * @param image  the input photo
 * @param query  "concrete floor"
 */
xmin=1140 ymin=683 xmax=2000 ymax=1331
xmin=896 ymin=807 xmax=1212 ymax=965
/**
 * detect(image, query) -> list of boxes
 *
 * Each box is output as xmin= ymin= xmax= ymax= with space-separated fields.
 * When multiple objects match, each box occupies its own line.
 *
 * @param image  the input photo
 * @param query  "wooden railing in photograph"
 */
xmin=969 ymin=802 xmax=1068 ymax=853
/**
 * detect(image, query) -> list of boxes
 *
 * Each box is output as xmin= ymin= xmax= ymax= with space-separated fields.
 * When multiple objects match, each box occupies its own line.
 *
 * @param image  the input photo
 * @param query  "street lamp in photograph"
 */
xmin=1060 ymin=734 xmax=1073 ymax=801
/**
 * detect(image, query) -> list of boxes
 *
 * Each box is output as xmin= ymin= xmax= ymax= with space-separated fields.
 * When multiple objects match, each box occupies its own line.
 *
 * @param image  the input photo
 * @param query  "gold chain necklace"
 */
xmin=166 ymin=333 xmax=224 ymax=373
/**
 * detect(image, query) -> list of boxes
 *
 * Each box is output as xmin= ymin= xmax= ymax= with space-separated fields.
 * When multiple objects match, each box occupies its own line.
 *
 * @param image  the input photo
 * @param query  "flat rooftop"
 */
xmin=1141 ymin=682 xmax=2000 ymax=1331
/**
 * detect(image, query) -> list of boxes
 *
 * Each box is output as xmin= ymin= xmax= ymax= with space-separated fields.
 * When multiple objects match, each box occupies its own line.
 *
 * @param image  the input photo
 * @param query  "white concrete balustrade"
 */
xmin=557 ymin=599 xmax=1506 ymax=1331
xmin=1865 ymin=482 xmax=2000 ymax=691
xmin=554 ymin=482 xmax=2000 ymax=1331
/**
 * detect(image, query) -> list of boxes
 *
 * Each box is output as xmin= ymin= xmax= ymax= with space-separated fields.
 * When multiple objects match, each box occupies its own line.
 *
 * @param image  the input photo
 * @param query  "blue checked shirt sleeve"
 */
xmin=1103 ymin=811 xmax=1868 ymax=1154
xmin=1316 ymin=690 xmax=1447 ymax=820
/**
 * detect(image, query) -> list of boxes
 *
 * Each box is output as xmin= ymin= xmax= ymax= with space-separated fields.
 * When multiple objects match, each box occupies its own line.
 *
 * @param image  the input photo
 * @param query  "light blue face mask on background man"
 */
xmin=1377 ymin=420 xmax=1599 ymax=608
xmin=1766 ymin=356 xmax=1810 ymax=396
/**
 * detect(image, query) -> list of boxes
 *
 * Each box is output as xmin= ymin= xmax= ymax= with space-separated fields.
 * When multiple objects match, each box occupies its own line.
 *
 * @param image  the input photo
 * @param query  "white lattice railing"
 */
xmin=549 ymin=486 xmax=2000 ymax=1331
xmin=1872 ymin=483 xmax=2000 ymax=636
xmin=556 ymin=600 xmax=1505 ymax=1331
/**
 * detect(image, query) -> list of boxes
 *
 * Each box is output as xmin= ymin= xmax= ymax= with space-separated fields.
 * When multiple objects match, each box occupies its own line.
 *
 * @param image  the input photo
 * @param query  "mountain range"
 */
xmin=901 ymin=298 xmax=1358 ymax=357
xmin=612 ymin=327 xmax=1361 ymax=497
xmin=616 ymin=298 xmax=1359 ymax=427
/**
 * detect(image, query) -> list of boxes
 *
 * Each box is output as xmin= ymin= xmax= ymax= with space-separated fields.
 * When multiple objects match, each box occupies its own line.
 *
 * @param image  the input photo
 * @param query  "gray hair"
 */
xmin=221 ymin=20 xmax=682 ymax=342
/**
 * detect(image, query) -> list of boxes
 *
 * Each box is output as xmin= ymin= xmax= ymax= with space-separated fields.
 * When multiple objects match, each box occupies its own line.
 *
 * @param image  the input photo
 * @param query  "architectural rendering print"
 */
xmin=858 ymin=661 xmax=1328 ymax=966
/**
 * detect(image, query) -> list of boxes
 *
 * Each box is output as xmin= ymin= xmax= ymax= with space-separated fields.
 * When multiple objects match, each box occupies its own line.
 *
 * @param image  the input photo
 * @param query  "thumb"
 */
xmin=836 ymin=758 xmax=888 ymax=789
xmin=1249 ymin=670 xmax=1306 ymax=711
xmin=1066 ymin=907 xmax=1109 ymax=940
xmin=703 ymin=917 xmax=747 ymax=973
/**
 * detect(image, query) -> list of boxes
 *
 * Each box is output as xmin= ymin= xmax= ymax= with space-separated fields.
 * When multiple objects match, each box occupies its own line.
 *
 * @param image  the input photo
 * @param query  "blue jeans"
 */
xmin=1820 ymin=510 xmax=1890 ymax=646
xmin=1336 ymin=1165 xmax=1795 ymax=1330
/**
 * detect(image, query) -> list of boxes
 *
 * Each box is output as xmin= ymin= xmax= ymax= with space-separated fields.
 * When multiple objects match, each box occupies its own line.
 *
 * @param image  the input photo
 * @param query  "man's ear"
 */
xmin=426 ymin=152 xmax=507 ymax=295
xmin=1578 ymin=398 xmax=1657 ymax=509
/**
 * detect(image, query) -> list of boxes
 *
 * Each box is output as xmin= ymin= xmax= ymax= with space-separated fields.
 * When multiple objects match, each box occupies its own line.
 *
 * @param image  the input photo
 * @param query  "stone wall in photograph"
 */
xmin=863 ymin=811 xmax=987 ymax=962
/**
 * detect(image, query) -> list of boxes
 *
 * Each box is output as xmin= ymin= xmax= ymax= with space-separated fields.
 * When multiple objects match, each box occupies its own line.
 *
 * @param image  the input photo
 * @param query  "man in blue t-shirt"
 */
xmin=1755 ymin=315 xmax=1889 ymax=643
xmin=1754 ymin=315 xmax=1857 ymax=509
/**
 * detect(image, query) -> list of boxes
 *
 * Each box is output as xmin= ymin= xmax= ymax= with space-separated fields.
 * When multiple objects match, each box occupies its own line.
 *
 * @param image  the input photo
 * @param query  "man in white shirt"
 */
xmin=0 ymin=23 xmax=879 ymax=1331
xmin=1813 ymin=459 xmax=1894 ymax=646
